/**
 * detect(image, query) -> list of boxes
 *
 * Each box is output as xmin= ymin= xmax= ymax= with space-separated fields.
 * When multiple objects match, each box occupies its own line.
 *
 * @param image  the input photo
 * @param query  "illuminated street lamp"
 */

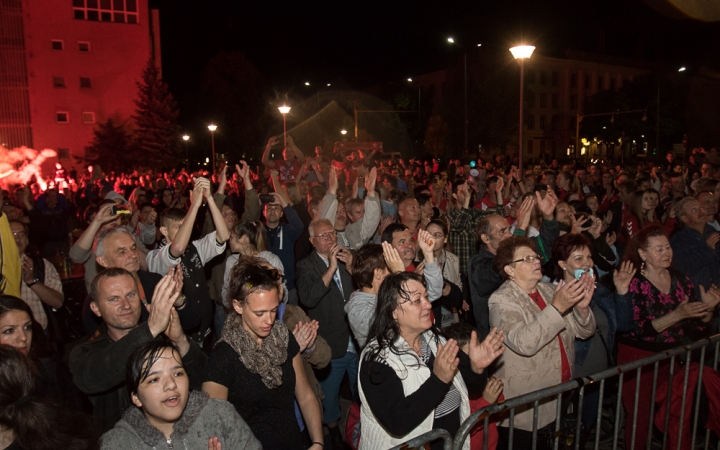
xmin=207 ymin=125 xmax=217 ymax=171
xmin=278 ymin=106 xmax=291 ymax=152
xmin=509 ymin=45 xmax=535 ymax=175
xmin=182 ymin=134 xmax=189 ymax=167
xmin=340 ymin=129 xmax=347 ymax=135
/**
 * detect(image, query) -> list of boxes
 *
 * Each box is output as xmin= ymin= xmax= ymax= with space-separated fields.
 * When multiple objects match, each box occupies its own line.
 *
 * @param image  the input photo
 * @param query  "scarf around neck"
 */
xmin=218 ymin=313 xmax=289 ymax=389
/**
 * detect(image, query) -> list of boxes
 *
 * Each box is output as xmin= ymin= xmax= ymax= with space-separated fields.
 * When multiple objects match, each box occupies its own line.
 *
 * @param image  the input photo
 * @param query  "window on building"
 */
xmin=539 ymin=115 xmax=546 ymax=130
xmin=598 ymin=76 xmax=605 ymax=90
xmin=552 ymin=93 xmax=558 ymax=109
xmin=57 ymin=148 xmax=71 ymax=160
xmin=56 ymin=112 xmax=69 ymax=123
xmin=51 ymin=40 xmax=63 ymax=50
xmin=540 ymin=139 xmax=546 ymax=152
xmin=610 ymin=78 xmax=616 ymax=91
xmin=552 ymin=71 xmax=559 ymax=86
xmin=539 ymin=93 xmax=547 ymax=108
xmin=527 ymin=114 xmax=535 ymax=130
xmin=571 ymin=73 xmax=578 ymax=88
xmin=570 ymin=95 xmax=578 ymax=109
xmin=80 ymin=77 xmax=92 ymax=88
xmin=584 ymin=75 xmax=591 ymax=90
xmin=527 ymin=70 xmax=535 ymax=84
xmin=551 ymin=140 xmax=557 ymax=154
xmin=551 ymin=115 xmax=558 ymax=131
xmin=528 ymin=140 xmax=534 ymax=155
xmin=73 ymin=0 xmax=139 ymax=24
xmin=82 ymin=112 xmax=96 ymax=124
xmin=53 ymin=76 xmax=66 ymax=88
xmin=78 ymin=41 xmax=90 ymax=52
xmin=528 ymin=91 xmax=535 ymax=108
xmin=540 ymin=71 xmax=547 ymax=85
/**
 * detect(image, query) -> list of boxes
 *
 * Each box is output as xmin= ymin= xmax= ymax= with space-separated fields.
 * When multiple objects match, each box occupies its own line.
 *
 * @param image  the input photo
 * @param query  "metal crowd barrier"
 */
xmin=387 ymin=335 xmax=720 ymax=450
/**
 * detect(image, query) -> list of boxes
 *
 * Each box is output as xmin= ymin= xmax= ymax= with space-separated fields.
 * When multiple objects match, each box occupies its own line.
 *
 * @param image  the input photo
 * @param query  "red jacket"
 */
xmin=469 ymin=394 xmax=504 ymax=450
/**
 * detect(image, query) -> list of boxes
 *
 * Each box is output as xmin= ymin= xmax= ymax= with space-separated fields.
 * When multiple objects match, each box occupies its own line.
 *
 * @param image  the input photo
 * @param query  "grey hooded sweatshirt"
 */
xmin=100 ymin=391 xmax=261 ymax=450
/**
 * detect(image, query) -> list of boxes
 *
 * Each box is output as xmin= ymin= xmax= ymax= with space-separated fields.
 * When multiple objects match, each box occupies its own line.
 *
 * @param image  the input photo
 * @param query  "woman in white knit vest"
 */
xmin=358 ymin=272 xmax=505 ymax=450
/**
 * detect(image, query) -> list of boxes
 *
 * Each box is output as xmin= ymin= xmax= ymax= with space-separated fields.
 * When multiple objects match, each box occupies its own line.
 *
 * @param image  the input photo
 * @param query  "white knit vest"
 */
xmin=358 ymin=330 xmax=471 ymax=450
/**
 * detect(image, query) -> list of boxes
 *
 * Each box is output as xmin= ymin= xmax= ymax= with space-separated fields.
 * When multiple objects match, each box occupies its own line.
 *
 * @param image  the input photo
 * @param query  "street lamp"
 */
xmin=207 ymin=125 xmax=217 ymax=171
xmin=182 ymin=134 xmax=189 ymax=167
xmin=509 ymin=45 xmax=535 ymax=176
xmin=447 ymin=37 xmax=468 ymax=157
xmin=340 ymin=129 xmax=347 ymax=135
xmin=278 ymin=106 xmax=291 ymax=152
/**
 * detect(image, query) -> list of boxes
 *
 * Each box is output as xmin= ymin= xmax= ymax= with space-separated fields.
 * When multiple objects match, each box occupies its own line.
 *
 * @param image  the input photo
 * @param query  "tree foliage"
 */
xmin=84 ymin=119 xmax=134 ymax=172
xmin=133 ymin=59 xmax=181 ymax=167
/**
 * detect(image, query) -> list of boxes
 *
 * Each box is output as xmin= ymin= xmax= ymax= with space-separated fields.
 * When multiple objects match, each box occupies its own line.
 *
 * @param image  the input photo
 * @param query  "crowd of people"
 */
xmin=0 ymin=139 xmax=720 ymax=449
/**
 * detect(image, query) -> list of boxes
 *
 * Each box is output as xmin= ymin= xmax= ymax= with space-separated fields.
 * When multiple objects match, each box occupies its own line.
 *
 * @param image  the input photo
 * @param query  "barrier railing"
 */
xmin=387 ymin=335 xmax=720 ymax=450
xmin=452 ymin=334 xmax=720 ymax=450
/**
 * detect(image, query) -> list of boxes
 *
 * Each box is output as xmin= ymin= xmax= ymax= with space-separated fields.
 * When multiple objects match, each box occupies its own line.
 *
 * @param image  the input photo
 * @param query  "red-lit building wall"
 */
xmin=21 ymin=0 xmax=152 ymax=172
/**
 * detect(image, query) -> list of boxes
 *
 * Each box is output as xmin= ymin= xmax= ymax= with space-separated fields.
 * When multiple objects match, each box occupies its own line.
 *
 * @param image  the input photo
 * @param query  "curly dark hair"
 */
xmin=365 ymin=272 xmax=440 ymax=374
xmin=492 ymin=236 xmax=536 ymax=281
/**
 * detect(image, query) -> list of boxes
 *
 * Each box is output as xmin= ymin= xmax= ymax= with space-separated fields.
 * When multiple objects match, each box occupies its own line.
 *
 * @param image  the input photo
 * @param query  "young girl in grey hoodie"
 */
xmin=101 ymin=341 xmax=261 ymax=450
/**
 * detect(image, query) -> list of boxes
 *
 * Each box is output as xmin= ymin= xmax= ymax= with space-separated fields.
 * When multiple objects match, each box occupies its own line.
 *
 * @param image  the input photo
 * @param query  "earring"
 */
xmin=640 ymin=261 xmax=646 ymax=275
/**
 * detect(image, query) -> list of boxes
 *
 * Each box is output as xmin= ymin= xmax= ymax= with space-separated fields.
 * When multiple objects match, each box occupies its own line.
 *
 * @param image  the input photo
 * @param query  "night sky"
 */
xmin=150 ymin=0 xmax=720 ymax=133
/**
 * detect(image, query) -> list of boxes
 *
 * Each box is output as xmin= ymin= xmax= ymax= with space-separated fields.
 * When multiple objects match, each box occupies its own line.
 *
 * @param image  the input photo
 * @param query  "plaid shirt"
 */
xmin=19 ymin=257 xmax=63 ymax=330
xmin=445 ymin=206 xmax=504 ymax=274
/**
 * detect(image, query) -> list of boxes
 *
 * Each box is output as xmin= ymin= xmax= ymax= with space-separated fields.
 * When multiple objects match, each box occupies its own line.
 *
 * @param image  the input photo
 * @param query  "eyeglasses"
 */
xmin=313 ymin=231 xmax=337 ymax=241
xmin=244 ymin=269 xmax=281 ymax=289
xmin=510 ymin=254 xmax=542 ymax=264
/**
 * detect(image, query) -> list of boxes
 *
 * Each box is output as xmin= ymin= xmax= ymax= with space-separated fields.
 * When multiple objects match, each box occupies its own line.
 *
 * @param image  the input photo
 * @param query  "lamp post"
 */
xmin=182 ymin=134 xmax=189 ymax=168
xmin=509 ymin=45 xmax=535 ymax=176
xmin=207 ymin=125 xmax=217 ymax=171
xmin=278 ymin=106 xmax=291 ymax=152
xmin=447 ymin=37 xmax=468 ymax=157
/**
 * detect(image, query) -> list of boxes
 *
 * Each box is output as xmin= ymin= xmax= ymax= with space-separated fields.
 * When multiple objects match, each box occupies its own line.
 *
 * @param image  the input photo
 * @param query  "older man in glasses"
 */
xmin=296 ymin=218 xmax=355 ymax=450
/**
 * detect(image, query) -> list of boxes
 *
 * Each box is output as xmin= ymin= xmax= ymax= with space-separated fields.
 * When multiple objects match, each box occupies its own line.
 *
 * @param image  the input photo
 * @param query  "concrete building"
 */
xmin=0 ymin=0 xmax=160 ymax=171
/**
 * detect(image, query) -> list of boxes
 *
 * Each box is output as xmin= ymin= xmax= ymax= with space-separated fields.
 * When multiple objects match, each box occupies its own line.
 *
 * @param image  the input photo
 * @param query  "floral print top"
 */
xmin=625 ymin=268 xmax=708 ymax=350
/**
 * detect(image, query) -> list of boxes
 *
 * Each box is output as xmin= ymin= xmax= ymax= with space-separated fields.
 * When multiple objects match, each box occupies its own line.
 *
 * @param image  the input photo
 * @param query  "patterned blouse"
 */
xmin=624 ymin=268 xmax=708 ymax=349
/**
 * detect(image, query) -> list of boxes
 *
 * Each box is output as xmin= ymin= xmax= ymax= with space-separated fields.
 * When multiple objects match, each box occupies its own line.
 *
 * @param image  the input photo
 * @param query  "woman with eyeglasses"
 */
xmin=488 ymin=236 xmax=596 ymax=448
xmin=202 ymin=260 xmax=324 ymax=450
xmin=358 ymin=272 xmax=505 ymax=450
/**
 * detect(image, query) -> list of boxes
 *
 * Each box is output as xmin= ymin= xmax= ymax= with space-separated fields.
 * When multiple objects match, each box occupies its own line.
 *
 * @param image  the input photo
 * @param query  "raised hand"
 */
xmin=147 ymin=274 xmax=180 ymax=337
xmin=328 ymin=166 xmax=339 ymax=194
xmin=482 ymin=375 xmax=504 ymax=404
xmin=208 ymin=437 xmax=222 ymax=450
xmin=551 ymin=278 xmax=586 ymax=314
xmin=169 ymin=265 xmax=185 ymax=307
xmin=574 ymin=271 xmax=596 ymax=310
xmin=293 ymin=320 xmax=319 ymax=353
xmin=414 ymin=261 xmax=425 ymax=276
xmin=382 ymin=241 xmax=405 ymax=273
xmin=377 ymin=215 xmax=393 ymax=236
xmin=700 ymin=284 xmax=720 ymax=311
xmin=271 ymin=192 xmax=288 ymax=208
xmin=146 ymin=209 xmax=158 ymax=225
xmin=93 ymin=203 xmax=118 ymax=226
xmin=328 ymin=245 xmax=341 ymax=273
xmin=515 ymin=196 xmax=534 ymax=231
xmin=587 ymin=215 xmax=603 ymax=238
xmin=606 ymin=231 xmax=617 ymax=247
xmin=417 ymin=229 xmax=435 ymax=256
xmin=434 ymin=339 xmax=460 ymax=384
xmin=613 ymin=260 xmax=636 ymax=295
xmin=468 ymin=328 xmax=505 ymax=373
xmin=495 ymin=176 xmax=504 ymax=194
xmin=570 ymin=214 xmax=591 ymax=235
xmin=365 ymin=167 xmax=378 ymax=197
xmin=336 ymin=247 xmax=353 ymax=273
xmin=674 ymin=295 xmax=711 ymax=320
xmin=536 ymin=187 xmax=558 ymax=219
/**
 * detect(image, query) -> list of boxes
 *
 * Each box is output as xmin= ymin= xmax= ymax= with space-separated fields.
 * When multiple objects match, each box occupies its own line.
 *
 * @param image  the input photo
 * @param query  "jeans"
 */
xmin=317 ymin=350 xmax=358 ymax=424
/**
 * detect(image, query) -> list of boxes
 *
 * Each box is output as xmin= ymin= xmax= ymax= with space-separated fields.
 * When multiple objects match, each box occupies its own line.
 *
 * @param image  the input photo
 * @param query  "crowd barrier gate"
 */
xmin=389 ymin=334 xmax=720 ymax=450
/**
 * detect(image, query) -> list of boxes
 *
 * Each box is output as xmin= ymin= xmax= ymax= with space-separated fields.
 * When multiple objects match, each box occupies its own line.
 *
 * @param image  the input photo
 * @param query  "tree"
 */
xmin=133 ymin=59 xmax=181 ymax=167
xmin=84 ymin=119 xmax=134 ymax=171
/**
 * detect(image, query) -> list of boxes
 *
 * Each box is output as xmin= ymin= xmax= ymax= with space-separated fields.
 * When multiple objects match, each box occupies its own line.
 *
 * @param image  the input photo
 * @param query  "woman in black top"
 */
xmin=202 ymin=261 xmax=323 ymax=450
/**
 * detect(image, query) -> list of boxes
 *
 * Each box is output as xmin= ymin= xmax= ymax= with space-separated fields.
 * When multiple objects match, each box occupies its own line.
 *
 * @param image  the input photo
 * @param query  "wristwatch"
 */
xmin=27 ymin=278 xmax=39 ymax=287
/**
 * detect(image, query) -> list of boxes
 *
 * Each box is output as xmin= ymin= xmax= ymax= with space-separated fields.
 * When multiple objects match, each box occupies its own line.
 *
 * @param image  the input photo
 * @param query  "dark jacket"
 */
xmin=69 ymin=322 xmax=207 ymax=431
xmin=670 ymin=224 xmax=720 ymax=290
xmin=574 ymin=283 xmax=633 ymax=365
xmin=468 ymin=219 xmax=560 ymax=337
xmin=266 ymin=205 xmax=304 ymax=291
xmin=297 ymin=251 xmax=354 ymax=359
